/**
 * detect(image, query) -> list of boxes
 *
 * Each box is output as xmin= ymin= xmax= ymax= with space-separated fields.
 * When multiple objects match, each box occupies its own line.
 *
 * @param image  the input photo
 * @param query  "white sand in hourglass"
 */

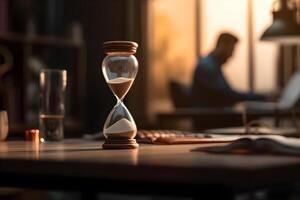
xmin=107 ymin=77 xmax=134 ymax=99
xmin=104 ymin=118 xmax=136 ymax=139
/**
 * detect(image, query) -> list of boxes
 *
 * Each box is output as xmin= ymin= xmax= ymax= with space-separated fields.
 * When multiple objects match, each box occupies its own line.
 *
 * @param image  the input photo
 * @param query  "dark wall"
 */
xmin=82 ymin=0 xmax=129 ymax=133
xmin=6 ymin=0 xmax=146 ymax=134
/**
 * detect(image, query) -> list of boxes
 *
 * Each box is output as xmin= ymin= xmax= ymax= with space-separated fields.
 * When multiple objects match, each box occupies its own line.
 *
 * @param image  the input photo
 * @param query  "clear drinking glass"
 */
xmin=39 ymin=69 xmax=67 ymax=142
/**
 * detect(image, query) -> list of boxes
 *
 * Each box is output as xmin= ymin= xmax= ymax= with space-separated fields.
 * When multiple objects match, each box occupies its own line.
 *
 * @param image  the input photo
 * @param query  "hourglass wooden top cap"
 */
xmin=103 ymin=41 xmax=138 ymax=54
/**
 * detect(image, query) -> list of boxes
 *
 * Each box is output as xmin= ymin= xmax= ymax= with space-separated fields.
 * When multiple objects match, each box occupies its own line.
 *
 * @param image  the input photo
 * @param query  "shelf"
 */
xmin=0 ymin=32 xmax=82 ymax=47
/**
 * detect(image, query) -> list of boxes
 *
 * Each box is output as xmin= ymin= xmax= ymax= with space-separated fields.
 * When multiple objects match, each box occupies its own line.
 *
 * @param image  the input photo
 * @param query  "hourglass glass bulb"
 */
xmin=103 ymin=102 xmax=137 ymax=139
xmin=107 ymin=77 xmax=134 ymax=100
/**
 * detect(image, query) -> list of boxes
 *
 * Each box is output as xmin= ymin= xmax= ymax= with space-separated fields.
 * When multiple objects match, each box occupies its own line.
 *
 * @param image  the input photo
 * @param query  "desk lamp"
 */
xmin=261 ymin=0 xmax=300 ymax=44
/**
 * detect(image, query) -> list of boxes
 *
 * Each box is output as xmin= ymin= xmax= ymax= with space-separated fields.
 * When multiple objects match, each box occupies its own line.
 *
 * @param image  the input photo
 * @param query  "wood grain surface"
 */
xmin=0 ymin=140 xmax=299 ymax=192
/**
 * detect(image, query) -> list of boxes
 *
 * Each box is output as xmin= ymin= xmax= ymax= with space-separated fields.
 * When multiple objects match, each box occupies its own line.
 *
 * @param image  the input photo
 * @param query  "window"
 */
xmin=148 ymin=0 xmax=196 ymax=114
xmin=201 ymin=0 xmax=248 ymax=91
xmin=253 ymin=0 xmax=278 ymax=92
xmin=148 ymin=0 xmax=278 ymax=115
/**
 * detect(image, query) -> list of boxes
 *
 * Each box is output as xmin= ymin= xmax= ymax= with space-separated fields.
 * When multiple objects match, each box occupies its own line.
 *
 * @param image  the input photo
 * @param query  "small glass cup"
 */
xmin=39 ymin=69 xmax=67 ymax=142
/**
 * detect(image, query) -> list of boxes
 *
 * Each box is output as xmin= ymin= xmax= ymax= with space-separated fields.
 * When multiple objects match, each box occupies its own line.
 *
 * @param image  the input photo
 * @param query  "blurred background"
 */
xmin=0 ymin=0 xmax=299 ymax=136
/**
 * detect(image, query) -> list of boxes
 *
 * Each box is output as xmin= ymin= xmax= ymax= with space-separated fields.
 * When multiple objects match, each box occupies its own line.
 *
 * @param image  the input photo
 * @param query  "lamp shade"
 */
xmin=261 ymin=3 xmax=300 ymax=44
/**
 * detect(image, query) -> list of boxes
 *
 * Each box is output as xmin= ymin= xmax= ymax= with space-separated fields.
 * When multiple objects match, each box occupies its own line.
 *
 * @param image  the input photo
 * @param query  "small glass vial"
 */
xmin=101 ymin=41 xmax=139 ymax=149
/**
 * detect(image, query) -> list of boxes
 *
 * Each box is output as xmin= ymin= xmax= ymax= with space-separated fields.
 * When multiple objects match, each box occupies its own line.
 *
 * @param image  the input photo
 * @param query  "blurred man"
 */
xmin=192 ymin=32 xmax=265 ymax=107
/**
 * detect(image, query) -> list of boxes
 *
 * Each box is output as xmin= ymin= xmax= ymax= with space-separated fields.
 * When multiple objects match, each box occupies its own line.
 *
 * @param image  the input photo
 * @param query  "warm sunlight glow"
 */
xmin=148 ymin=0 xmax=278 ymax=115
xmin=201 ymin=0 xmax=248 ymax=91
xmin=253 ymin=0 xmax=278 ymax=92
xmin=148 ymin=0 xmax=196 ymax=113
xmin=201 ymin=0 xmax=277 ymax=92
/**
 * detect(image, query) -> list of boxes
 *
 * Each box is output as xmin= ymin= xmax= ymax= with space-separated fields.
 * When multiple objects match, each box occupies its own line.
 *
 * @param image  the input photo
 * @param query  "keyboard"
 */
xmin=137 ymin=130 xmax=211 ymax=144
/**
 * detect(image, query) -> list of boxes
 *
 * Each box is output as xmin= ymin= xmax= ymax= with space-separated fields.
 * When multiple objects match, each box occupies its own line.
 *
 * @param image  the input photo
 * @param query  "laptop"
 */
xmin=216 ymin=73 xmax=300 ymax=136
xmin=243 ymin=72 xmax=300 ymax=111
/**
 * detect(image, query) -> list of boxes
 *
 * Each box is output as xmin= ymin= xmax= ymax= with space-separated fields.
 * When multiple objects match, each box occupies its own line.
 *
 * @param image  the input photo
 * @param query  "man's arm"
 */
xmin=193 ymin=64 xmax=265 ymax=105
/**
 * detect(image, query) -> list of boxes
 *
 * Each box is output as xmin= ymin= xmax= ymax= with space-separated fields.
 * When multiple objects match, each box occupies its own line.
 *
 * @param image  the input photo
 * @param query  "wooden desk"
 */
xmin=0 ymin=140 xmax=300 ymax=197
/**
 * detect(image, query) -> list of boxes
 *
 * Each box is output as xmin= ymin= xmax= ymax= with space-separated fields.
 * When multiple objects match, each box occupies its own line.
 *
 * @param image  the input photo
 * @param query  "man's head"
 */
xmin=214 ymin=32 xmax=238 ymax=65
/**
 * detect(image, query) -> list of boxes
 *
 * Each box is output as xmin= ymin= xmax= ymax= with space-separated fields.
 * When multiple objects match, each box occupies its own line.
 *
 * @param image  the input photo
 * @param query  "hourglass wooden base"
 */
xmin=102 ymin=138 xmax=139 ymax=149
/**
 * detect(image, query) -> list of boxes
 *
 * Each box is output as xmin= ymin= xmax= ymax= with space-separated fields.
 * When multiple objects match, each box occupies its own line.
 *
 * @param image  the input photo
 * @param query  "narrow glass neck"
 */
xmin=116 ymin=97 xmax=124 ymax=104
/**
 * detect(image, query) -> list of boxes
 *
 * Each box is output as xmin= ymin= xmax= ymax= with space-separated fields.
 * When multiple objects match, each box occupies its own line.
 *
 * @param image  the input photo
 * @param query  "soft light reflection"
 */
xmin=40 ymin=72 xmax=45 ymax=87
xmin=0 ymin=142 xmax=8 ymax=153
xmin=62 ymin=70 xmax=67 ymax=89
xmin=129 ymin=149 xmax=138 ymax=165
xmin=33 ymin=138 xmax=40 ymax=160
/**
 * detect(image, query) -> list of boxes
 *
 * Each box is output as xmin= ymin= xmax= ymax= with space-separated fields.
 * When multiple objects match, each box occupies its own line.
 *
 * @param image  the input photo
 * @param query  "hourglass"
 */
xmin=101 ymin=41 xmax=139 ymax=149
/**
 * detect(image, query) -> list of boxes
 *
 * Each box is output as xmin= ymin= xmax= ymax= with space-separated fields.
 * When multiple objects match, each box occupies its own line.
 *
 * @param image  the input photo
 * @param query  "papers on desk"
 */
xmin=205 ymin=127 xmax=299 ymax=137
xmin=193 ymin=135 xmax=300 ymax=156
xmin=150 ymin=135 xmax=240 ymax=145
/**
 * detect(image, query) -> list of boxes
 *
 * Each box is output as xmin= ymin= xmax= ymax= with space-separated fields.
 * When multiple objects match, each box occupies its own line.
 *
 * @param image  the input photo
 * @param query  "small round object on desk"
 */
xmin=25 ymin=129 xmax=40 ymax=142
